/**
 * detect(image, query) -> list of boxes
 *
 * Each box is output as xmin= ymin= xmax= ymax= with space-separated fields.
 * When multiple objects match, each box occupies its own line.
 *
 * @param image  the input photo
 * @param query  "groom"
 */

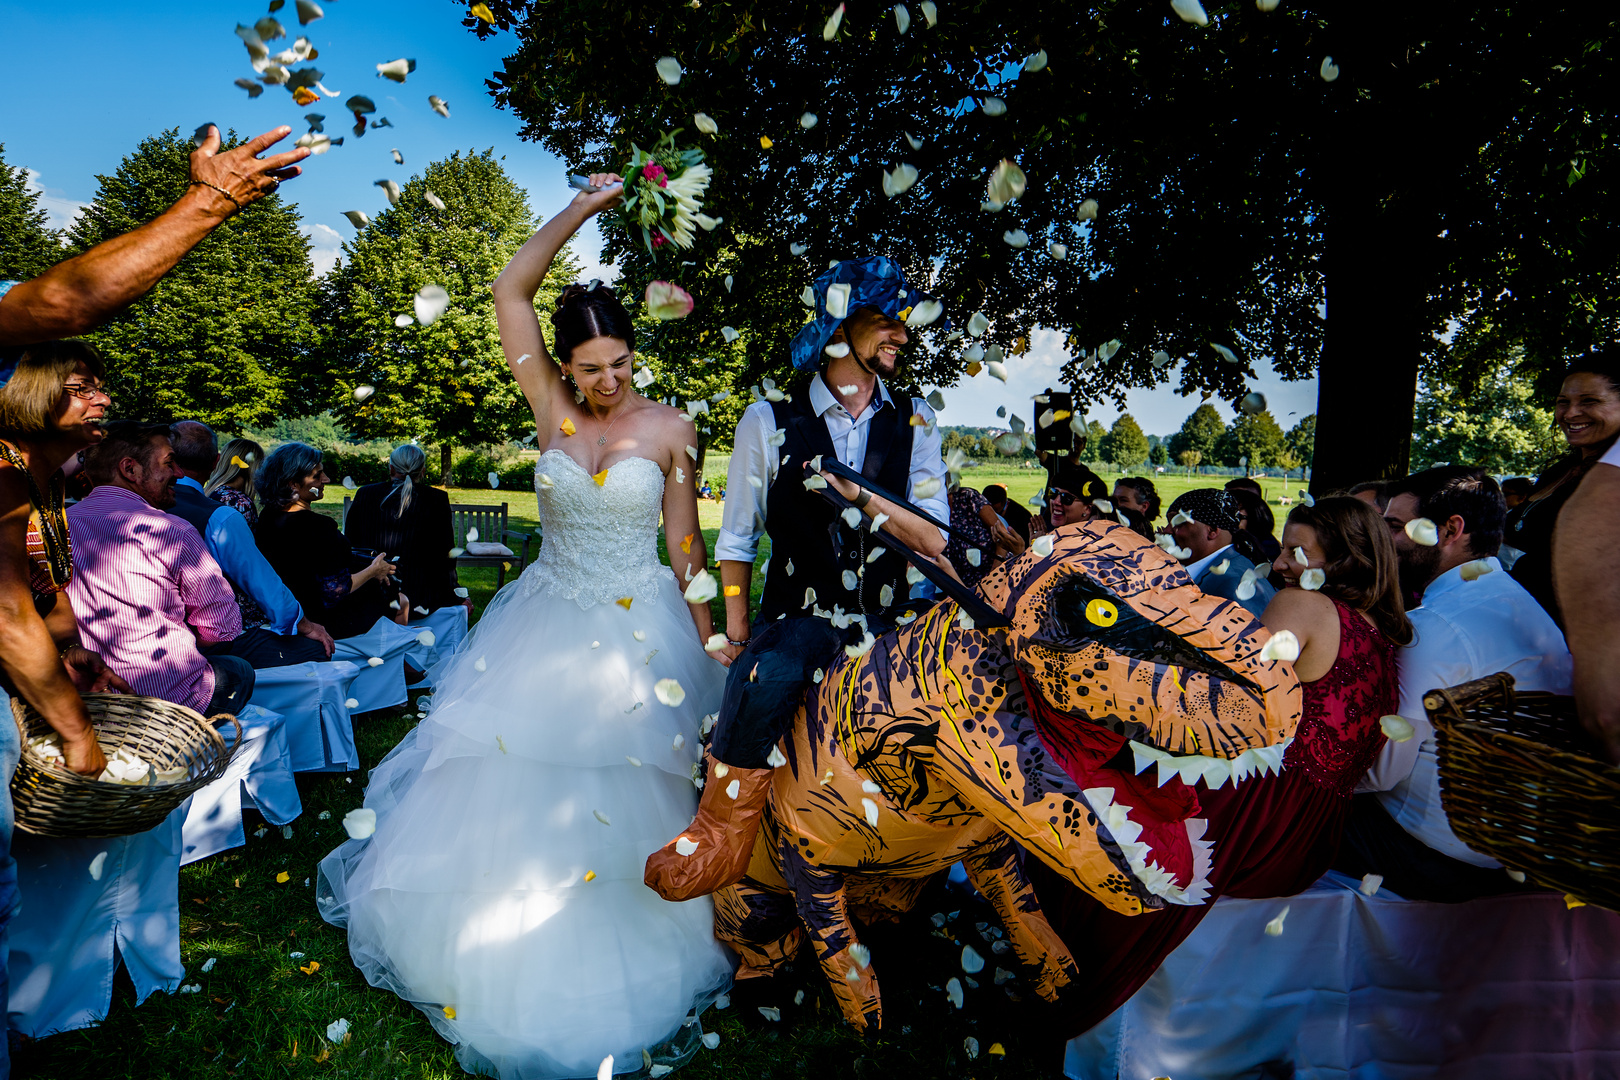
xmin=645 ymin=256 xmax=950 ymax=900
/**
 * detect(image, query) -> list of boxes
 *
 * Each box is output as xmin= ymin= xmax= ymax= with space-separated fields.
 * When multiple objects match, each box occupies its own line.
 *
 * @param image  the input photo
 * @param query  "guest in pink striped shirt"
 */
xmin=66 ymin=422 xmax=254 ymax=716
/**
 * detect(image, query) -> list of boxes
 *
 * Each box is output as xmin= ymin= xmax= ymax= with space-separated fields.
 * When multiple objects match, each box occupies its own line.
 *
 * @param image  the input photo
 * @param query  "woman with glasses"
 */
xmin=1032 ymin=461 xmax=1113 ymax=539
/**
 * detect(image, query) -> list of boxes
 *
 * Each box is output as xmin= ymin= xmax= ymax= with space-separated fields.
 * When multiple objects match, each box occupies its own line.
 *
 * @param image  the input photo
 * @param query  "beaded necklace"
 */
xmin=0 ymin=439 xmax=72 ymax=589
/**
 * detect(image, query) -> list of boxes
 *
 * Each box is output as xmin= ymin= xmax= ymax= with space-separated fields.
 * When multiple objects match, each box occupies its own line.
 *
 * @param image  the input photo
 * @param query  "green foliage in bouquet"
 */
xmin=619 ymin=130 xmax=714 ymax=256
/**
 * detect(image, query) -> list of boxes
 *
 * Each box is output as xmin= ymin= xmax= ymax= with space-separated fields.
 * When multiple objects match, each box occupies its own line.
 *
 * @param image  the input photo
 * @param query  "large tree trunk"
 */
xmin=440 ymin=443 xmax=453 ymax=486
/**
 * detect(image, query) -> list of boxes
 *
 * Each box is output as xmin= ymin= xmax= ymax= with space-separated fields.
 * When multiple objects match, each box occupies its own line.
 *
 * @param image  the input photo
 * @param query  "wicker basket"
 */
xmin=10 ymin=693 xmax=240 ymax=839
xmin=1427 ymin=673 xmax=1620 ymax=911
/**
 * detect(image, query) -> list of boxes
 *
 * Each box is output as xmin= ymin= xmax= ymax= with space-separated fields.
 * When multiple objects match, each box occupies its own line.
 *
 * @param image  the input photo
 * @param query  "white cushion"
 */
xmin=464 ymin=540 xmax=515 ymax=557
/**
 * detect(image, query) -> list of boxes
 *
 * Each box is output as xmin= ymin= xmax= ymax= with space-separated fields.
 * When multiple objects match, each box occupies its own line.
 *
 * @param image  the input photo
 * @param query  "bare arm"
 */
xmin=1260 ymin=586 xmax=1337 ymax=683
xmin=491 ymin=174 xmax=624 ymax=435
xmin=0 ymin=476 xmax=105 ymax=774
xmin=660 ymin=422 xmax=721 ymax=658
xmin=0 ymin=126 xmax=309 ymax=345
xmin=821 ymin=469 xmax=949 ymax=558
xmin=1554 ymin=462 xmax=1620 ymax=762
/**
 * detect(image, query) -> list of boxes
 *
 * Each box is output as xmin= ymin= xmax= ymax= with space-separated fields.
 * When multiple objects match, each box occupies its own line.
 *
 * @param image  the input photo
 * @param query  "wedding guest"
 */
xmin=344 ymin=443 xmax=468 ymax=615
xmin=0 ymin=127 xmax=308 ymax=373
xmin=1554 ymin=429 xmax=1620 ymax=763
xmin=1224 ymin=476 xmax=1264 ymax=500
xmin=1342 ymin=467 xmax=1572 ymax=898
xmin=1113 ymin=476 xmax=1162 ymax=526
xmin=983 ymin=483 xmax=1033 ymax=543
xmin=1165 ymin=489 xmax=1275 ymax=616
xmin=167 ymin=421 xmax=332 ymax=665
xmin=945 ymin=481 xmax=1026 ymax=588
xmin=68 ymin=422 xmax=254 ymax=715
xmin=1227 ymin=485 xmax=1282 ymax=563
xmin=1500 ymin=476 xmax=1532 ymax=510
xmin=1033 ymin=496 xmax=1411 ymax=1037
xmin=1348 ymin=480 xmax=1390 ymax=512
xmin=1505 ymin=349 xmax=1620 ymax=623
xmin=205 ymin=437 xmax=264 ymax=524
xmin=1043 ymin=461 xmax=1112 ymax=534
xmin=254 ymin=442 xmax=407 ymax=640
xmin=648 ymin=256 xmax=950 ymax=902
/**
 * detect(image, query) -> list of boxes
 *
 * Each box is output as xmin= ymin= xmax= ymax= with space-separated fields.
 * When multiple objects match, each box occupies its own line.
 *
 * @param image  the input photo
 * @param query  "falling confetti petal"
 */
xmin=656 ymin=56 xmax=684 ymax=84
xmin=593 ymin=810 xmax=612 ymax=826
xmin=1048 ymin=241 xmax=1067 ymax=260
xmin=946 ymin=977 xmax=964 ymax=1008
xmin=234 ymin=78 xmax=265 ymax=98
xmin=987 ymin=159 xmax=1027 ymax=206
xmin=1265 ymin=905 xmax=1290 ymax=936
xmin=693 ymin=112 xmax=718 ymax=135
xmin=962 ymin=945 xmax=985 ymax=973
xmin=645 ymin=280 xmax=695 ymax=320
xmin=684 ymin=569 xmax=719 ymax=604
xmin=343 ymin=808 xmax=377 ymax=839
xmin=882 ymin=163 xmax=919 ymax=198
xmin=893 ymin=3 xmax=910 ymax=32
xmin=342 ymin=210 xmax=370 ymax=229
xmin=596 ymin=1056 xmax=613 ymax=1080
xmin=1077 ymin=198 xmax=1100 ymax=221
xmin=428 ymin=95 xmax=451 ymax=117
xmin=353 ymin=384 xmax=375 ymax=402
xmin=1239 ymin=391 xmax=1267 ymax=415
xmin=376 ymin=58 xmax=416 ymax=83
xmin=1025 ymin=49 xmax=1049 ymax=72
xmin=1459 ymin=559 xmax=1494 ymax=581
xmin=414 ymin=284 xmax=450 ymax=325
xmin=89 ymin=851 xmax=108 ymax=880
xmin=1260 ymin=630 xmax=1301 ymax=663
xmin=1405 ymin=517 xmax=1439 ymax=546
xmin=1359 ymin=873 xmax=1383 ymax=896
xmin=424 ymin=190 xmax=445 ymax=210
xmin=1320 ymin=56 xmax=1340 ymax=82
xmin=702 ymin=1032 xmax=721 ymax=1050
xmin=823 ymin=2 xmax=845 ymax=39
xmin=1300 ymin=568 xmax=1326 ymax=591
xmin=375 ymin=178 xmax=402 ymax=205
xmin=1380 ymin=714 xmax=1416 ymax=742
xmin=1171 ymin=0 xmax=1210 ymax=25
xmin=982 ymin=97 xmax=1007 ymax=116
xmin=986 ymin=360 xmax=1008 ymax=382
xmin=1003 ymin=229 xmax=1030 ymax=248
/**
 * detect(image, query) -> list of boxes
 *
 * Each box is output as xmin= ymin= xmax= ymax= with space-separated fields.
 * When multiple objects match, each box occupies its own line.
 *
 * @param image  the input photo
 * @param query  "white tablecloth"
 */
xmin=181 ymin=704 xmax=302 ymax=865
xmin=330 ymin=618 xmax=419 ymax=713
xmin=7 ymin=806 xmax=186 ymax=1038
xmin=1065 ymin=872 xmax=1620 ymax=1080
xmin=247 ymin=660 xmax=361 ymax=772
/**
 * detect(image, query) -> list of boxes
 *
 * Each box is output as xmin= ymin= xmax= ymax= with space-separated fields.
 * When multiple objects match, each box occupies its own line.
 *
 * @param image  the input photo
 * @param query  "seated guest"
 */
xmin=168 ymin=421 xmax=333 ymax=666
xmin=982 ymin=482 xmax=1033 ymax=543
xmin=1113 ymin=504 xmax=1155 ymax=540
xmin=205 ymin=437 xmax=264 ymax=524
xmin=1340 ymin=466 xmax=1570 ymax=901
xmin=255 ymin=441 xmax=408 ymax=639
xmin=344 ymin=444 xmax=468 ymax=616
xmin=67 ymin=422 xmax=254 ymax=716
xmin=1165 ymin=489 xmax=1275 ymax=616
xmin=1030 ymin=461 xmax=1110 ymax=540
xmin=1226 ymin=485 xmax=1282 ymax=563
xmin=1500 ymin=475 xmax=1532 ymax=510
xmin=1348 ymin=480 xmax=1390 ymax=512
xmin=1224 ymin=475 xmax=1264 ymax=500
xmin=944 ymin=480 xmax=1025 ymax=589
xmin=1113 ymin=476 xmax=1162 ymax=527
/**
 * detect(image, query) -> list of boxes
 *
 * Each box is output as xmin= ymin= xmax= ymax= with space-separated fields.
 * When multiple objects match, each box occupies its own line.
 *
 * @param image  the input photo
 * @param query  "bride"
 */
xmin=317 ymin=173 xmax=734 ymax=1078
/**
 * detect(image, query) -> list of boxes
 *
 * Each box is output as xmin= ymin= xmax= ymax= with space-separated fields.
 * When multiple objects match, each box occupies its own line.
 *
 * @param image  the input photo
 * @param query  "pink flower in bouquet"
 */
xmin=645 ymin=280 xmax=695 ymax=321
xmin=651 ymin=233 xmax=667 ymax=248
xmin=642 ymin=161 xmax=667 ymax=182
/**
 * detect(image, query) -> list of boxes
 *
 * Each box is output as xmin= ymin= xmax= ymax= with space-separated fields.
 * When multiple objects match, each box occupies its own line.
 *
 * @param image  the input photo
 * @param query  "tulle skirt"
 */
xmin=317 ymin=571 xmax=735 ymax=1078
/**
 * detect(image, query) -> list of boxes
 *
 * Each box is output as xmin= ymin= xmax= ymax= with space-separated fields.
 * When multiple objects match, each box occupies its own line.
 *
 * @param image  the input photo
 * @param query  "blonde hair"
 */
xmin=204 ymin=437 xmax=264 ymax=502
xmin=0 ymin=340 xmax=106 ymax=440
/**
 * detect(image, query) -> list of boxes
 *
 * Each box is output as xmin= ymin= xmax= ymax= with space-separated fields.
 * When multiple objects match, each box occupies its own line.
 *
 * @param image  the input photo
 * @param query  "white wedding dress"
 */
xmin=318 ymin=450 xmax=734 ymax=1079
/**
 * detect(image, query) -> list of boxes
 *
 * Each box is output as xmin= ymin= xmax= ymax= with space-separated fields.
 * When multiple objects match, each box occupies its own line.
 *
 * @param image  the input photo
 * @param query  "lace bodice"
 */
xmin=1283 ymin=597 xmax=1400 ymax=797
xmin=519 ymin=449 xmax=674 ymax=610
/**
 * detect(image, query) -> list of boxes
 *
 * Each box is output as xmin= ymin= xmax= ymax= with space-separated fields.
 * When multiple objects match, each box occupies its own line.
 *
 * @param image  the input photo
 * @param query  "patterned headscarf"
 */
xmin=1167 ymin=488 xmax=1243 ymax=534
xmin=788 ymin=256 xmax=945 ymax=371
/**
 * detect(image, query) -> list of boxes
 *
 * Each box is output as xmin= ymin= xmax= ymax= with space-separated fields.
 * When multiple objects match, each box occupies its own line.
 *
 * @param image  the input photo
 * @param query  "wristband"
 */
xmin=726 ymin=636 xmax=750 ymax=648
xmin=852 ymin=488 xmax=873 ymax=511
xmin=188 ymin=180 xmax=244 ymax=213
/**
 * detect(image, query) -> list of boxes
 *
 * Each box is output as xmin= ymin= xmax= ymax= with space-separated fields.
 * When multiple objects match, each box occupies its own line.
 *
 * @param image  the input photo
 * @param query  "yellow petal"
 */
xmin=443 ymin=1005 xmax=457 ymax=1018
xmin=616 ymin=597 xmax=633 ymax=610
xmin=760 ymin=135 xmax=773 ymax=149
xmin=276 ymin=871 xmax=290 ymax=883
xmin=231 ymin=456 xmax=250 ymax=468
xmin=583 ymin=870 xmax=597 ymax=882
xmin=989 ymin=1043 xmax=1006 ymax=1057
xmin=724 ymin=585 xmax=741 ymax=596
xmin=592 ymin=468 xmax=609 ymax=486
xmin=680 ymin=533 xmax=695 ymax=553
xmin=469 ymin=2 xmax=494 ymax=21
xmin=1566 ymin=894 xmax=1586 ymax=909
xmin=300 ymin=961 xmax=321 ymax=974
xmin=560 ymin=418 xmax=577 ymax=436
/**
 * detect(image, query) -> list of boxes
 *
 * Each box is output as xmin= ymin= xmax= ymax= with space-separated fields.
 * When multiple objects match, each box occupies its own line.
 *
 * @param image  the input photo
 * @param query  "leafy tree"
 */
xmin=63 ymin=129 xmax=315 ymax=429
xmin=1167 ymin=404 xmax=1228 ymax=465
xmin=1410 ymin=347 xmax=1562 ymax=475
xmin=1215 ymin=410 xmax=1288 ymax=471
xmin=1285 ymin=414 xmax=1317 ymax=473
xmin=244 ymin=411 xmax=353 ymax=450
xmin=314 ymin=150 xmax=579 ymax=479
xmin=1178 ymin=449 xmax=1203 ymax=470
xmin=1149 ymin=442 xmax=1170 ymax=467
xmin=1102 ymin=413 xmax=1149 ymax=469
xmin=0 ymin=144 xmax=61 ymax=281
xmin=468 ymin=0 xmax=1619 ymax=490
xmin=1083 ymin=419 xmax=1108 ymax=460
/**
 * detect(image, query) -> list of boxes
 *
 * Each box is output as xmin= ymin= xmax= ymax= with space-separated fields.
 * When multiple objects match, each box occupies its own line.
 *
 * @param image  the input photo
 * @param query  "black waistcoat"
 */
xmin=168 ymin=482 xmax=221 ymax=538
xmin=756 ymin=377 xmax=915 ymax=627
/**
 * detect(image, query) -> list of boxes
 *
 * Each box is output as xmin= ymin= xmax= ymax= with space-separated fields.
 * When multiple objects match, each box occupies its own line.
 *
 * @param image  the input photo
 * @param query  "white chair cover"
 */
xmin=405 ymin=605 xmax=469 ymax=685
xmin=247 ymin=660 xmax=361 ymax=773
xmin=330 ymin=617 xmax=420 ymax=713
xmin=180 ymin=704 xmax=302 ymax=865
xmin=7 ymin=806 xmax=186 ymax=1038
xmin=1065 ymin=871 xmax=1620 ymax=1079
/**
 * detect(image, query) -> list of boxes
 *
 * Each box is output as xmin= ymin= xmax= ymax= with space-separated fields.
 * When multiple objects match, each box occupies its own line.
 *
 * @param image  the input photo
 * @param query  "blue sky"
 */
xmin=2 ymin=0 xmax=1319 ymax=437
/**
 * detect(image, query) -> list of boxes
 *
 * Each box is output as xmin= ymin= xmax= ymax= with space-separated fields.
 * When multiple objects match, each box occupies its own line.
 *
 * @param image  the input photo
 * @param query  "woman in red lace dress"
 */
xmin=1031 ymin=496 xmax=1412 ymax=1036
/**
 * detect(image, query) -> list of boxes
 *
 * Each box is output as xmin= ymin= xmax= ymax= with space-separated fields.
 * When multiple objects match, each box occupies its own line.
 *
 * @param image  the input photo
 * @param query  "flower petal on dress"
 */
xmin=342 ymin=808 xmax=377 ymax=839
xmin=654 ymin=679 xmax=686 ymax=707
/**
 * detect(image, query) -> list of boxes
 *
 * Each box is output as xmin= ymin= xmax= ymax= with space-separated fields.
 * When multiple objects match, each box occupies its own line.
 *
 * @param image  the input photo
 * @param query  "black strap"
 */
xmin=819 ymin=457 xmax=957 ymax=537
xmin=860 ymin=391 xmax=910 ymax=483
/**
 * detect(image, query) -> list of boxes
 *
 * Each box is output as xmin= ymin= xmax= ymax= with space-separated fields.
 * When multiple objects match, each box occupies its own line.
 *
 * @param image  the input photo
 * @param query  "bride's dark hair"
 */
xmin=550 ymin=282 xmax=636 ymax=364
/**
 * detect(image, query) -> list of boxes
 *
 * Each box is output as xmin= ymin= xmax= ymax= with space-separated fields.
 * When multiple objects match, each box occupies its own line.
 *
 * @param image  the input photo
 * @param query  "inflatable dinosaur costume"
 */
xmin=658 ymin=521 xmax=1301 ymax=1031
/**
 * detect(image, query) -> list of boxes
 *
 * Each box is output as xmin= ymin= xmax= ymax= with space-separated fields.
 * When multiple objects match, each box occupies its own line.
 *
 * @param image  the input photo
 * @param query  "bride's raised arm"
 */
xmin=491 ymin=174 xmax=624 ymax=434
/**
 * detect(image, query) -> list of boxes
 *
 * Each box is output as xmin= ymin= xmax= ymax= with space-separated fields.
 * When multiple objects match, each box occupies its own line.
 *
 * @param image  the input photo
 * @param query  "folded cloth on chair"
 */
xmin=464 ymin=541 xmax=514 ymax=557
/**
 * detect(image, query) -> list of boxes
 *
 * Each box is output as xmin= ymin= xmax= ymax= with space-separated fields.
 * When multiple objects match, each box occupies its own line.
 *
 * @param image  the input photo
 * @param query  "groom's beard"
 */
xmin=855 ymin=342 xmax=902 ymax=378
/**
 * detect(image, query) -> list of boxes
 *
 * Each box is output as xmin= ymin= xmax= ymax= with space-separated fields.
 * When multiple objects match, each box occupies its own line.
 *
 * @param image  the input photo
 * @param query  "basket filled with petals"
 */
xmin=10 ymin=693 xmax=240 ymax=839
xmin=619 ymin=131 xmax=716 ymax=255
xmin=1428 ymin=672 xmax=1620 ymax=910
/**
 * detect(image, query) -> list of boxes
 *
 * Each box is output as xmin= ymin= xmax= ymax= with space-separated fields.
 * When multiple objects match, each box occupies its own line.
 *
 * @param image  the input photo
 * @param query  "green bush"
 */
xmin=322 ymin=448 xmax=394 ymax=488
xmin=450 ymin=446 xmax=533 ymax=491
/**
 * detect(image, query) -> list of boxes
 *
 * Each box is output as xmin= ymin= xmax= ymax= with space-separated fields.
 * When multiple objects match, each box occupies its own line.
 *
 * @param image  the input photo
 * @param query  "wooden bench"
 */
xmin=341 ymin=498 xmax=536 ymax=589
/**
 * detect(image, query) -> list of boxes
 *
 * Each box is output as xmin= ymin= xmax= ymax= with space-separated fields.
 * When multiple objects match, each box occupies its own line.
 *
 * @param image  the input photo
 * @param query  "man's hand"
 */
xmin=821 ymin=468 xmax=862 ymax=503
xmin=297 ymin=617 xmax=335 ymax=659
xmin=61 ymin=646 xmax=133 ymax=694
xmin=711 ymin=641 xmax=746 ymax=668
xmin=189 ymin=125 xmax=311 ymax=218
xmin=61 ymin=730 xmax=108 ymax=777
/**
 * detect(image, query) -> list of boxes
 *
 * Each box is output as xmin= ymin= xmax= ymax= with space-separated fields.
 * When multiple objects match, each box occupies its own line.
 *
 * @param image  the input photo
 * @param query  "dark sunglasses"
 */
xmin=1047 ymin=489 xmax=1078 ymax=506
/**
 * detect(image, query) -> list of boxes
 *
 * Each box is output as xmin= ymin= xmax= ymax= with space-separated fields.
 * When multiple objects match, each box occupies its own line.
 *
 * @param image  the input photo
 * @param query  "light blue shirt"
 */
xmin=1361 ymin=556 xmax=1572 ymax=865
xmin=176 ymin=476 xmax=304 ymax=636
xmin=0 ymin=280 xmax=21 ymax=388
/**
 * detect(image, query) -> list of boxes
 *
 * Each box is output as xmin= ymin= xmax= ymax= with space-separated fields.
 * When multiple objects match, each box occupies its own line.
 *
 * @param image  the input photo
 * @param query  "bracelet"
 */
xmin=188 ymin=180 xmax=243 ymax=213
xmin=59 ymin=641 xmax=83 ymax=657
xmin=852 ymin=488 xmax=873 ymax=511
xmin=726 ymin=636 xmax=750 ymax=648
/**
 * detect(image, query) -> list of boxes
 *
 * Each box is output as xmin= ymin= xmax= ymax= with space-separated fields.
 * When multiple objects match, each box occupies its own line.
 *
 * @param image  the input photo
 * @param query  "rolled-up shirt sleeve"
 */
xmin=715 ymin=401 xmax=779 ymax=564
xmin=907 ymin=399 xmax=950 ymax=539
xmin=205 ymin=505 xmax=305 ymax=636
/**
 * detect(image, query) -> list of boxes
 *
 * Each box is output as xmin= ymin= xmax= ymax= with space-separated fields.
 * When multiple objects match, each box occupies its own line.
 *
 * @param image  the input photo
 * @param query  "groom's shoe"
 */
xmin=645 ymin=752 xmax=774 ymax=901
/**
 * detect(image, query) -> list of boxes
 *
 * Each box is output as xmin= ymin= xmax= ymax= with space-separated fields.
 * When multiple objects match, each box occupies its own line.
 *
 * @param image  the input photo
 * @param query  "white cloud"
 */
xmin=302 ymin=223 xmax=344 ymax=277
xmin=22 ymin=168 xmax=90 ymax=231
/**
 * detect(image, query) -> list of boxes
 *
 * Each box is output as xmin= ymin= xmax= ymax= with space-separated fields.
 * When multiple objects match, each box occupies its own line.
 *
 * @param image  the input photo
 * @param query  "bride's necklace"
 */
xmin=592 ymin=401 xmax=629 ymax=447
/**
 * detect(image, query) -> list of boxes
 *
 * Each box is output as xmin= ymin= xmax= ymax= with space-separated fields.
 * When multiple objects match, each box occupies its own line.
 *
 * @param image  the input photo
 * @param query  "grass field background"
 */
xmin=15 ymin=459 xmax=1302 ymax=1079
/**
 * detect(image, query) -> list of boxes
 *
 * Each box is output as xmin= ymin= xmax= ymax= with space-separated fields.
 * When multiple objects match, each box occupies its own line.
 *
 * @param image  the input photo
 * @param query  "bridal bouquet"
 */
xmin=619 ymin=131 xmax=716 ymax=255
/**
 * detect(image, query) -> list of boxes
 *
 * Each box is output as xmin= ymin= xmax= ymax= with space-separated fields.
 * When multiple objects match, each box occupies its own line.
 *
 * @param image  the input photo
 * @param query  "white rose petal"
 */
xmin=861 ymin=798 xmax=880 ymax=827
xmin=981 ymin=97 xmax=1007 ymax=116
xmin=414 ymin=285 xmax=450 ymax=325
xmin=693 ymin=112 xmax=718 ymax=135
xmin=1171 ymin=0 xmax=1210 ymax=25
xmin=1260 ymin=630 xmax=1300 ymax=663
xmin=961 ymin=945 xmax=985 ymax=973
xmin=656 ymin=57 xmax=684 ymax=85
xmin=800 ymin=111 xmax=819 ymax=129
xmin=946 ymin=977 xmax=964 ymax=1008
xmin=1320 ymin=56 xmax=1340 ymax=82
xmin=342 ymin=808 xmax=377 ymax=840
xmin=593 ymin=810 xmax=612 ymax=826
xmin=1032 ymin=535 xmax=1055 ymax=557
xmin=1265 ymin=904 xmax=1290 ymax=936
xmin=654 ymin=679 xmax=686 ymax=707
xmin=1300 ymin=568 xmax=1326 ymax=591
xmin=327 ymin=1018 xmax=350 ymax=1043
xmin=1359 ymin=873 xmax=1384 ymax=897
xmin=1380 ymin=714 xmax=1417 ymax=742
xmin=344 ymin=697 xmax=359 ymax=709
xmin=676 ymin=836 xmax=700 ymax=857
xmin=1405 ymin=517 xmax=1439 ymax=546
xmin=89 ymin=851 xmax=108 ymax=881
xmin=684 ymin=569 xmax=719 ymax=604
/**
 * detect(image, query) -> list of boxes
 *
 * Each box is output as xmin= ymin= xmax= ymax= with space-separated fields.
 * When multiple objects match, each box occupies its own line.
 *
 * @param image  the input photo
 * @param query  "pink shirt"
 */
xmin=66 ymin=485 xmax=243 ymax=713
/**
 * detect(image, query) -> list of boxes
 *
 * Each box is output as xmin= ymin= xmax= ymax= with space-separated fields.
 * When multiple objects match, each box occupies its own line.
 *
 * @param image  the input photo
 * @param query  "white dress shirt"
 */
xmin=1183 ymin=544 xmax=1233 ymax=584
xmin=1361 ymin=556 xmax=1572 ymax=865
xmin=715 ymin=374 xmax=949 ymax=564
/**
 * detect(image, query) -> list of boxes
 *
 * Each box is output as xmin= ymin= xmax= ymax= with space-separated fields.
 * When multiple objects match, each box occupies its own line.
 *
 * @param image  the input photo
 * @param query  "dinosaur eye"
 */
xmin=1084 ymin=598 xmax=1118 ymax=627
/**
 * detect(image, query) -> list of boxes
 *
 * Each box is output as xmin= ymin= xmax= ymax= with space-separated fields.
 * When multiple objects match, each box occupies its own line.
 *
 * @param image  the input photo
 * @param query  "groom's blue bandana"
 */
xmin=788 ymin=256 xmax=946 ymax=372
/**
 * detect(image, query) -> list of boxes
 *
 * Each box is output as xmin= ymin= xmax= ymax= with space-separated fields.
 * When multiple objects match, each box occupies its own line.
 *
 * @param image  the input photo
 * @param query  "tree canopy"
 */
xmin=1167 ymin=403 xmax=1227 ymax=464
xmin=1101 ymin=413 xmax=1149 ymax=469
xmin=469 ymin=0 xmax=1618 ymax=488
xmin=0 ymin=144 xmax=61 ymax=282
xmin=62 ymin=130 xmax=316 ymax=430
xmin=1410 ymin=348 xmax=1560 ymax=475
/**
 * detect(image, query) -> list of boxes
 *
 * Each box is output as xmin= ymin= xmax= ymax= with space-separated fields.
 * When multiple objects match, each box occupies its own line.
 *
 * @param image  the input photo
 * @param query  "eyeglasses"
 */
xmin=62 ymin=382 xmax=110 ymax=401
xmin=1047 ymin=489 xmax=1078 ymax=506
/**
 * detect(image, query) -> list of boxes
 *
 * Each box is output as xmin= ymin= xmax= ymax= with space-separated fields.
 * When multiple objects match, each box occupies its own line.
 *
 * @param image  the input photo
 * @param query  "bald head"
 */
xmin=169 ymin=420 xmax=218 ymax=478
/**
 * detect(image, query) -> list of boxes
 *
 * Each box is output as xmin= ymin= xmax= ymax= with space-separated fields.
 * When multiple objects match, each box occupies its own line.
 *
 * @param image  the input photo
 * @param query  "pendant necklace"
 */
xmin=596 ymin=403 xmax=627 ymax=446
